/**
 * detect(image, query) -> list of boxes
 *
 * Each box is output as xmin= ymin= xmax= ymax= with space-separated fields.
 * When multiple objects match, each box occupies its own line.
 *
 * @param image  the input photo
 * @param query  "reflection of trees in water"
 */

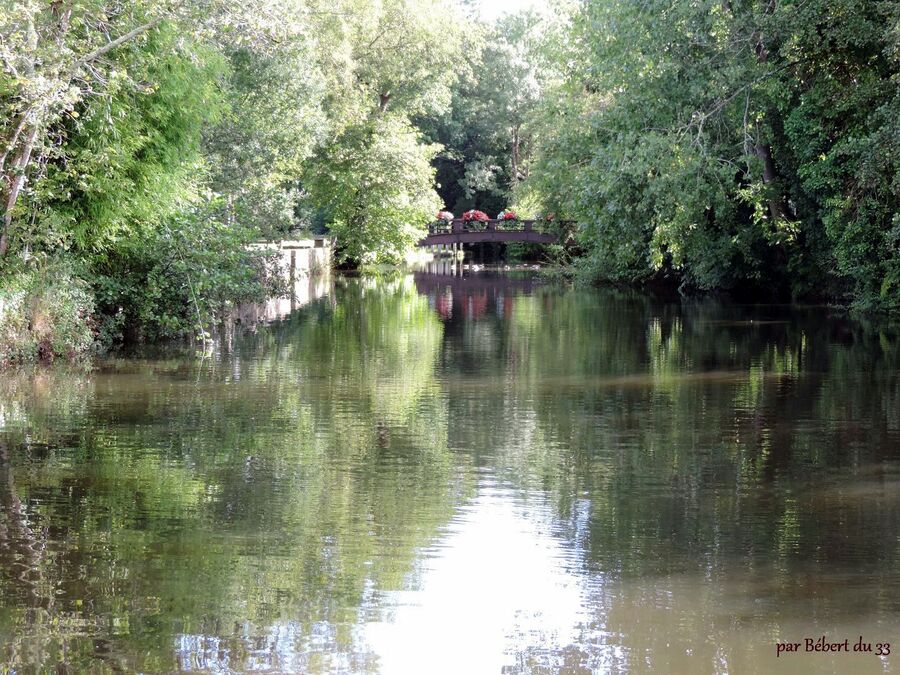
xmin=0 ymin=277 xmax=465 ymax=672
xmin=0 ymin=279 xmax=898 ymax=672
xmin=428 ymin=284 xmax=900 ymax=671
xmin=491 ymin=289 xmax=900 ymax=627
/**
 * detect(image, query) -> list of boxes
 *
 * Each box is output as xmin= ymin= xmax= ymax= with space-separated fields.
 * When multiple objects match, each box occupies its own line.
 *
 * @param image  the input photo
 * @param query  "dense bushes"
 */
xmin=524 ymin=0 xmax=900 ymax=310
xmin=91 ymin=207 xmax=282 ymax=343
xmin=0 ymin=264 xmax=95 ymax=363
xmin=0 ymin=210 xmax=281 ymax=357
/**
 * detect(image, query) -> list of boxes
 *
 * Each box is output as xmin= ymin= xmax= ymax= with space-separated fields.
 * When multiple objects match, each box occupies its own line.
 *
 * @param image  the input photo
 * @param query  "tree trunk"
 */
xmin=0 ymin=112 xmax=30 ymax=175
xmin=753 ymin=1 xmax=787 ymax=224
xmin=1 ymin=12 xmax=40 ymax=260
xmin=0 ymin=122 xmax=40 ymax=258
xmin=511 ymin=124 xmax=521 ymax=188
xmin=755 ymin=140 xmax=786 ymax=222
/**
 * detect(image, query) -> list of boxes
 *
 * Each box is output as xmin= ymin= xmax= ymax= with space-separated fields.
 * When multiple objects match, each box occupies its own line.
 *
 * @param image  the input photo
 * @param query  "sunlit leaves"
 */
xmin=526 ymin=0 xmax=900 ymax=309
xmin=304 ymin=115 xmax=442 ymax=265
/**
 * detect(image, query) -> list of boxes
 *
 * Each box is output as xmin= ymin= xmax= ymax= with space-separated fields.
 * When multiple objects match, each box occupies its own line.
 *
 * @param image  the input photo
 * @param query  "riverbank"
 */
xmin=0 ymin=238 xmax=332 ymax=366
xmin=2 ymin=247 xmax=894 ymax=368
xmin=535 ymin=260 xmax=888 ymax=314
xmin=0 ymin=265 xmax=96 ymax=365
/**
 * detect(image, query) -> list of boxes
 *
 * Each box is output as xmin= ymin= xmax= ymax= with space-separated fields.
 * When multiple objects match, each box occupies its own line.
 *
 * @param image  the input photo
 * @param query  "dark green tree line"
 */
xmin=523 ymin=0 xmax=900 ymax=310
xmin=0 ymin=0 xmax=471 ymax=357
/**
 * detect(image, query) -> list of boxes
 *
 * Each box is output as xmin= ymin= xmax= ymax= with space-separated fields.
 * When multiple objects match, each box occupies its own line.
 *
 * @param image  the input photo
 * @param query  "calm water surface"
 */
xmin=1 ymin=272 xmax=899 ymax=673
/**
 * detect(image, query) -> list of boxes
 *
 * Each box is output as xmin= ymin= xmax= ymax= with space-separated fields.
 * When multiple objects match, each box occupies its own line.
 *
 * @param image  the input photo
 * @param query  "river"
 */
xmin=1 ymin=271 xmax=898 ymax=673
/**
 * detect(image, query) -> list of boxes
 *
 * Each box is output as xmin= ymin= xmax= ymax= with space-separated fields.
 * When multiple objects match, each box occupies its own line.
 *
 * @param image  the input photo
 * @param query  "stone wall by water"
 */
xmin=235 ymin=238 xmax=333 ymax=325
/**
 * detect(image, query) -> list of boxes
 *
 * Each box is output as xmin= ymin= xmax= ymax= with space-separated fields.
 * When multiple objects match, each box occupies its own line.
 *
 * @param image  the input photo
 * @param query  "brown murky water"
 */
xmin=1 ymin=272 xmax=898 ymax=673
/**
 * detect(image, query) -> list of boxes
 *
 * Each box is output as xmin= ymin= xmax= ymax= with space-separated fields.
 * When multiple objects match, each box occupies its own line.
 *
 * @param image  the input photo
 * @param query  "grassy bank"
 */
xmin=0 ymin=265 xmax=96 ymax=364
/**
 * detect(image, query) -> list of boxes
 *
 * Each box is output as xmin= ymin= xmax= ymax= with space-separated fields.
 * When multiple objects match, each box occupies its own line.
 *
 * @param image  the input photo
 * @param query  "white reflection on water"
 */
xmin=362 ymin=482 xmax=599 ymax=674
xmin=172 ymin=483 xmax=601 ymax=674
xmin=170 ymin=474 xmax=900 ymax=674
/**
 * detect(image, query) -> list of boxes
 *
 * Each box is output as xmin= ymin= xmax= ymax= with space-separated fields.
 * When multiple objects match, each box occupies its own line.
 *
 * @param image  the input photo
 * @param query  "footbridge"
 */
xmin=417 ymin=219 xmax=559 ymax=247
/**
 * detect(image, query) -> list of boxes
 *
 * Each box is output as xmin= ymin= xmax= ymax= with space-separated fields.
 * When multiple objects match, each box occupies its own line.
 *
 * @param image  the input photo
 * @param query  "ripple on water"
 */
xmin=0 ymin=278 xmax=898 ymax=673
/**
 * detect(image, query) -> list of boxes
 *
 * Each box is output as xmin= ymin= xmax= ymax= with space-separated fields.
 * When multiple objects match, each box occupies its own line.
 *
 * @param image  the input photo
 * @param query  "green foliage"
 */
xmin=0 ymin=0 xmax=480 ymax=351
xmin=3 ymin=0 xmax=897 ymax=366
xmin=321 ymin=0 xmax=466 ymax=118
xmin=304 ymin=115 xmax=441 ymax=265
xmin=526 ymin=0 xmax=900 ymax=309
xmin=292 ymin=0 xmax=468 ymax=262
xmin=33 ymin=27 xmax=227 ymax=253
xmin=0 ymin=263 xmax=95 ymax=363
xmin=204 ymin=44 xmax=327 ymax=238
xmin=92 ymin=201 xmax=282 ymax=343
xmin=418 ymin=12 xmax=558 ymax=215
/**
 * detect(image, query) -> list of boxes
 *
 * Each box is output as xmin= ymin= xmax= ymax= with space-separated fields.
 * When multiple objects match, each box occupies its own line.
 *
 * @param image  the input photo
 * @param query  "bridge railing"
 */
xmin=427 ymin=219 xmax=561 ymax=235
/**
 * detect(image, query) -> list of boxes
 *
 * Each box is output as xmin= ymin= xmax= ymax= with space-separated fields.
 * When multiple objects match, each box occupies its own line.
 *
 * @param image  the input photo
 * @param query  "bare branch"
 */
xmin=70 ymin=15 xmax=167 ymax=72
xmin=0 ymin=48 xmax=19 ymax=79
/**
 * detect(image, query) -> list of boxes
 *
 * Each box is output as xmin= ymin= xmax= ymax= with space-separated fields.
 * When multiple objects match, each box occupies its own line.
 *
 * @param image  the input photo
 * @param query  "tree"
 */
xmin=298 ymin=0 xmax=467 ymax=263
xmin=305 ymin=115 xmax=441 ymax=264
xmin=0 ymin=0 xmax=315 ymax=259
xmin=29 ymin=25 xmax=227 ymax=254
xmin=0 ymin=1 xmax=177 ymax=258
xmin=526 ymin=0 xmax=900 ymax=309
xmin=203 ymin=43 xmax=328 ymax=238
xmin=419 ymin=11 xmax=556 ymax=215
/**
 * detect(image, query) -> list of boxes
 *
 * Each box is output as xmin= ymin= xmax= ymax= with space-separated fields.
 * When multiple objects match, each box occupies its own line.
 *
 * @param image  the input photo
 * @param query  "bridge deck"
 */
xmin=418 ymin=219 xmax=559 ymax=247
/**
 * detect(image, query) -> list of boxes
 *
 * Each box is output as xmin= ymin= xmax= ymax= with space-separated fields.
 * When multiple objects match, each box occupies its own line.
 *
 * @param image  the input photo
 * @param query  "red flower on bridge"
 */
xmin=462 ymin=210 xmax=489 ymax=222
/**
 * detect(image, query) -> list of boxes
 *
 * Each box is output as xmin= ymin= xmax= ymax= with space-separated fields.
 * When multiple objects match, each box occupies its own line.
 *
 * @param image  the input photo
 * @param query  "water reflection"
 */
xmin=364 ymin=483 xmax=593 ymax=674
xmin=232 ymin=269 xmax=333 ymax=326
xmin=0 ymin=273 xmax=898 ymax=673
xmin=413 ymin=265 xmax=540 ymax=322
